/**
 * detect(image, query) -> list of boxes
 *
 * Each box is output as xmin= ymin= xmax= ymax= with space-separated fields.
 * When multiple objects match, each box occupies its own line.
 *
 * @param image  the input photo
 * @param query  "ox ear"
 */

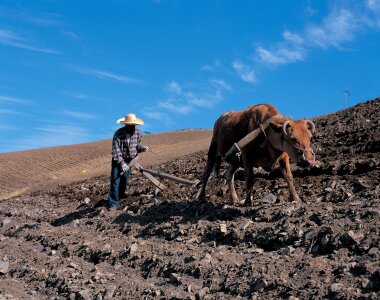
xmin=269 ymin=121 xmax=282 ymax=133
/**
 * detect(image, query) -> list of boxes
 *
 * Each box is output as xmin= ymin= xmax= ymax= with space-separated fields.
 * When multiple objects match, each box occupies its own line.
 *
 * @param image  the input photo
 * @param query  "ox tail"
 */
xmin=207 ymin=136 xmax=218 ymax=160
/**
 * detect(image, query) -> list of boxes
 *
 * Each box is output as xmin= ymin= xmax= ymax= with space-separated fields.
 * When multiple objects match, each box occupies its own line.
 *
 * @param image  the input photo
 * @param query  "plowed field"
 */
xmin=0 ymin=99 xmax=379 ymax=299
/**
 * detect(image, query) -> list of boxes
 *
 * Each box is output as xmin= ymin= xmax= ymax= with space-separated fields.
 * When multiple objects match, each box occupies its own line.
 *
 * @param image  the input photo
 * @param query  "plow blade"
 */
xmin=134 ymin=162 xmax=167 ymax=190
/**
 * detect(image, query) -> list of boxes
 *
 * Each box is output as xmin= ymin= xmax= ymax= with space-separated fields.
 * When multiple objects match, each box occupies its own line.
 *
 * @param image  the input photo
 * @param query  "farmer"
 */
xmin=108 ymin=113 xmax=148 ymax=210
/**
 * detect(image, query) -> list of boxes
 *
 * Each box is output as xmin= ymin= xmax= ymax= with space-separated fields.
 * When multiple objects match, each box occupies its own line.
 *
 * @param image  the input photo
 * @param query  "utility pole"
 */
xmin=343 ymin=89 xmax=350 ymax=109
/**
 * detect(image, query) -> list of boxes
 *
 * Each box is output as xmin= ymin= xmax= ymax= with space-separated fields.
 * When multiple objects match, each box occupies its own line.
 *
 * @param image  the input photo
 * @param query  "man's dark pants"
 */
xmin=108 ymin=159 xmax=130 ymax=208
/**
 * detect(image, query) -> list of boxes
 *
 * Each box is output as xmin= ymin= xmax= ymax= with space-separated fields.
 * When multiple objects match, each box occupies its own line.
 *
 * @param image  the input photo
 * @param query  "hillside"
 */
xmin=0 ymin=98 xmax=379 ymax=299
xmin=0 ymin=130 xmax=212 ymax=200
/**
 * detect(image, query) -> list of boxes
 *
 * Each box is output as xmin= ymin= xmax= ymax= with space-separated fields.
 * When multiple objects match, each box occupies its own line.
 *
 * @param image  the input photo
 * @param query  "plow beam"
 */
xmin=139 ymin=167 xmax=197 ymax=186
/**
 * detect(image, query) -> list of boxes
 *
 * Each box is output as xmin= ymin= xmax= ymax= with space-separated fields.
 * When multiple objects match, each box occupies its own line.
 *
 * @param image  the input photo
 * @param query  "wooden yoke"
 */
xmin=224 ymin=114 xmax=285 ymax=159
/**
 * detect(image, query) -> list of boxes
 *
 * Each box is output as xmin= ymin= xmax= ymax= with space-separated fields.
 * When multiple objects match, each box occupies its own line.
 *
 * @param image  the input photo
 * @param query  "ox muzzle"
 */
xmin=299 ymin=148 xmax=316 ymax=167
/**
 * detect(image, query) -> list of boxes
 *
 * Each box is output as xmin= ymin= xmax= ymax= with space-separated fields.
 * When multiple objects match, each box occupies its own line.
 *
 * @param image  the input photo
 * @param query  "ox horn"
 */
xmin=282 ymin=120 xmax=291 ymax=136
xmin=282 ymin=120 xmax=289 ymax=135
xmin=306 ymin=120 xmax=316 ymax=134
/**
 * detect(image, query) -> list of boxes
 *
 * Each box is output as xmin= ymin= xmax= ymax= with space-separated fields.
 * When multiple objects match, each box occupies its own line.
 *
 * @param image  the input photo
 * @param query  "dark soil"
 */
xmin=1 ymin=98 xmax=379 ymax=300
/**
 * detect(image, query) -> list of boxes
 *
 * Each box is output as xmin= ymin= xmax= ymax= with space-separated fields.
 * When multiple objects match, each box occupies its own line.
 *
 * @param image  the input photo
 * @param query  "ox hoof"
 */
xmin=243 ymin=196 xmax=253 ymax=207
xmin=196 ymin=196 xmax=207 ymax=204
xmin=195 ymin=188 xmax=205 ymax=201
xmin=291 ymin=196 xmax=302 ymax=202
xmin=245 ymin=201 xmax=253 ymax=207
xmin=227 ymin=198 xmax=240 ymax=205
xmin=196 ymin=197 xmax=206 ymax=203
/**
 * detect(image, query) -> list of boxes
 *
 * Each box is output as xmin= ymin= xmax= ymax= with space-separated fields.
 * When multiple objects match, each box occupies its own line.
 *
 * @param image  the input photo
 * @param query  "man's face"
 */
xmin=125 ymin=125 xmax=135 ymax=133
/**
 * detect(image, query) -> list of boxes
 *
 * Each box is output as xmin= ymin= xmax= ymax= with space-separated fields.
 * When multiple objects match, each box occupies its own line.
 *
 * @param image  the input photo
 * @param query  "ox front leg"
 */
xmin=244 ymin=166 xmax=254 ymax=206
xmin=278 ymin=153 xmax=301 ymax=202
xmin=242 ymin=154 xmax=254 ymax=206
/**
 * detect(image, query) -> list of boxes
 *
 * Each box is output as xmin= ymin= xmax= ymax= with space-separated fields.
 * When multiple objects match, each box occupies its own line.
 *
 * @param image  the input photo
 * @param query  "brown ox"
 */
xmin=196 ymin=104 xmax=316 ymax=204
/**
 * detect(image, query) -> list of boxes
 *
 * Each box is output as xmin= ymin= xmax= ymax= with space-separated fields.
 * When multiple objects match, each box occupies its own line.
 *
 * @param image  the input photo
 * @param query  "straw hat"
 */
xmin=116 ymin=113 xmax=144 ymax=125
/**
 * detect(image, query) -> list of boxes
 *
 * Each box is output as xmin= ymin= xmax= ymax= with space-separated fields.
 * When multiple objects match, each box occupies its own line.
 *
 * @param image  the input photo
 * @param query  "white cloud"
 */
xmin=70 ymin=93 xmax=90 ymax=99
xmin=10 ymin=124 xmax=91 ymax=151
xmin=62 ymin=110 xmax=96 ymax=120
xmin=62 ymin=92 xmax=104 ymax=101
xmin=0 ymin=5 xmax=59 ymax=27
xmin=201 ymin=64 xmax=214 ymax=72
xmin=141 ymin=110 xmax=168 ymax=120
xmin=306 ymin=9 xmax=357 ymax=49
xmin=365 ymin=0 xmax=380 ymax=28
xmin=0 ymin=28 xmax=61 ymax=54
xmin=0 ymin=120 xmax=17 ymax=132
xmin=141 ymin=110 xmax=173 ymax=127
xmin=0 ymin=108 xmax=24 ymax=115
xmin=209 ymin=79 xmax=232 ymax=91
xmin=73 ymin=66 xmax=141 ymax=84
xmin=185 ymin=90 xmax=223 ymax=108
xmin=256 ymin=46 xmax=306 ymax=66
xmin=0 ymin=95 xmax=29 ymax=104
xmin=250 ymin=2 xmax=380 ymax=70
xmin=158 ymin=100 xmax=193 ymax=115
xmin=305 ymin=0 xmax=317 ymax=16
xmin=0 ymin=123 xmax=13 ymax=131
xmin=232 ymin=61 xmax=257 ymax=84
xmin=366 ymin=0 xmax=380 ymax=12
xmin=61 ymin=30 xmax=80 ymax=41
xmin=283 ymin=30 xmax=304 ymax=44
xmin=154 ymin=75 xmax=228 ymax=121
xmin=201 ymin=59 xmax=221 ymax=72
xmin=160 ymin=79 xmax=226 ymax=113
xmin=185 ymin=94 xmax=211 ymax=108
xmin=167 ymin=80 xmax=182 ymax=95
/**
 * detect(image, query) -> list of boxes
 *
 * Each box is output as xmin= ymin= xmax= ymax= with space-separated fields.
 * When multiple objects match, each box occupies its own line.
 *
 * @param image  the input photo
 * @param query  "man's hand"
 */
xmin=121 ymin=163 xmax=129 ymax=173
xmin=141 ymin=145 xmax=149 ymax=152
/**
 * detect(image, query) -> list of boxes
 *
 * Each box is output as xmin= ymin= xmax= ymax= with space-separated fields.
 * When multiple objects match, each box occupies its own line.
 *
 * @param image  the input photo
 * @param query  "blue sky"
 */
xmin=0 ymin=0 xmax=379 ymax=153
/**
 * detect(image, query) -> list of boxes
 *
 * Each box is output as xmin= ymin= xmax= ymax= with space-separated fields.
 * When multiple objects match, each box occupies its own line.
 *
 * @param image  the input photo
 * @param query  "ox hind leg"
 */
xmin=196 ymin=158 xmax=214 ymax=201
xmin=277 ymin=153 xmax=301 ymax=202
xmin=225 ymin=163 xmax=240 ymax=203
xmin=210 ymin=155 xmax=222 ymax=193
xmin=196 ymin=142 xmax=218 ymax=202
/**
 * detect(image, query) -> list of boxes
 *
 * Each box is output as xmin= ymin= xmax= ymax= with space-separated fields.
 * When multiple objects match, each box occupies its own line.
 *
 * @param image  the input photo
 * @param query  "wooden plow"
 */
xmin=126 ymin=114 xmax=287 ymax=191
xmin=124 ymin=156 xmax=197 ymax=191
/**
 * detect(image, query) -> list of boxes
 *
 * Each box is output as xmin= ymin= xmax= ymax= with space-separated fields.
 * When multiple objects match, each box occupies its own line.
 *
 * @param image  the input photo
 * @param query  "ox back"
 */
xmin=211 ymin=104 xmax=279 ymax=167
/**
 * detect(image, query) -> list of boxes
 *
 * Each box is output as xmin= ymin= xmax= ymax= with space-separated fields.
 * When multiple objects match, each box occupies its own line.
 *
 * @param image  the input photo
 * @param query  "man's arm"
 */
xmin=112 ymin=134 xmax=125 ymax=165
xmin=112 ymin=135 xmax=130 ymax=173
xmin=136 ymin=129 xmax=148 ymax=153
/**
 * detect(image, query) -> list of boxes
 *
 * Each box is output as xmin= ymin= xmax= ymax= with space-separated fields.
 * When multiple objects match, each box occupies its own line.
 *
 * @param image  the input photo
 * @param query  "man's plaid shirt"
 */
xmin=112 ymin=127 xmax=144 ymax=164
